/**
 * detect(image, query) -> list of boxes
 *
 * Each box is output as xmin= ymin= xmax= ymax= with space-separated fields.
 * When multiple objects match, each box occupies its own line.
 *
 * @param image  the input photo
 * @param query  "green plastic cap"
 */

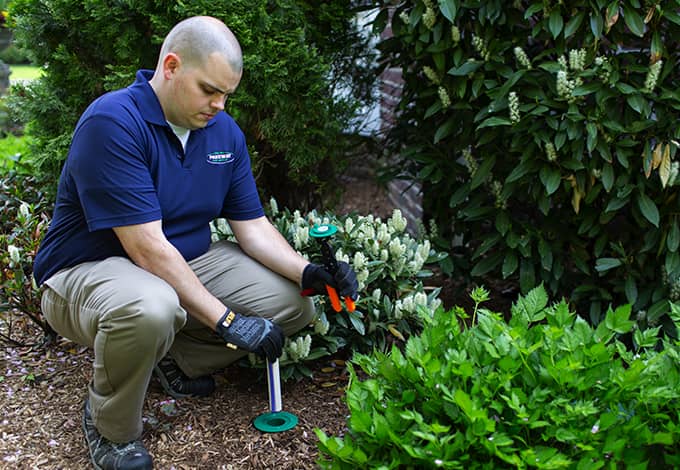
xmin=309 ymin=224 xmax=338 ymax=238
xmin=253 ymin=411 xmax=298 ymax=433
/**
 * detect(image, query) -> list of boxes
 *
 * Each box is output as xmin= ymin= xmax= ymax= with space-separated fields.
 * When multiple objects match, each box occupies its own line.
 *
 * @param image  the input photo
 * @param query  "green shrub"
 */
xmin=317 ymin=285 xmax=680 ymax=468
xmin=7 ymin=0 xmax=377 ymax=208
xmin=0 ymin=42 xmax=32 ymax=64
xmin=374 ymin=1 xmax=680 ymax=329
xmin=0 ymin=133 xmax=31 ymax=172
xmin=0 ymin=172 xmax=53 ymax=344
xmin=212 ymin=203 xmax=448 ymax=379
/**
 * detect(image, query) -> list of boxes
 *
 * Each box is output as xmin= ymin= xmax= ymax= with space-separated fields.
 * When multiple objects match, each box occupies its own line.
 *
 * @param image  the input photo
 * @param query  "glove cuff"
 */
xmin=216 ymin=308 xmax=236 ymax=332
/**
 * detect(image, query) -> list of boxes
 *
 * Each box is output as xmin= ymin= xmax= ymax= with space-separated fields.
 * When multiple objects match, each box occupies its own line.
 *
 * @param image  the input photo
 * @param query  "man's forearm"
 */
xmin=113 ymin=223 xmax=226 ymax=329
xmin=229 ymin=217 xmax=309 ymax=285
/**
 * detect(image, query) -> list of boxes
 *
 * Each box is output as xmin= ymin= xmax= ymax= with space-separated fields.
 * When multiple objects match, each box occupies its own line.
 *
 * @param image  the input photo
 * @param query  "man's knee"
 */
xmin=106 ymin=281 xmax=186 ymax=348
xmin=276 ymin=294 xmax=315 ymax=336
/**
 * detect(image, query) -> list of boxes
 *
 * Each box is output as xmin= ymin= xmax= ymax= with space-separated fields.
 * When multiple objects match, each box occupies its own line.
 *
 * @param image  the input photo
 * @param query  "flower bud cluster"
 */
xmin=471 ymin=35 xmax=490 ymax=61
xmin=508 ymin=91 xmax=520 ymax=124
xmin=513 ymin=47 xmax=531 ymax=69
xmin=8 ymin=244 xmax=21 ymax=267
xmin=18 ymin=202 xmax=30 ymax=221
xmin=451 ymin=26 xmax=460 ymax=43
xmin=393 ymin=291 xmax=441 ymax=320
xmin=438 ymin=86 xmax=451 ymax=108
xmin=491 ymin=181 xmax=506 ymax=209
xmin=643 ymin=60 xmax=663 ymax=93
xmin=423 ymin=66 xmax=440 ymax=84
xmin=283 ymin=334 xmax=312 ymax=363
xmin=313 ymin=314 xmax=330 ymax=335
xmin=594 ymin=56 xmax=611 ymax=84
xmin=269 ymin=197 xmax=279 ymax=216
xmin=556 ymin=70 xmax=577 ymax=102
xmin=545 ymin=142 xmax=558 ymax=162
xmin=399 ymin=10 xmax=410 ymax=25
xmin=423 ymin=6 xmax=436 ymax=30
xmin=210 ymin=218 xmax=233 ymax=242
xmin=388 ymin=209 xmax=408 ymax=233
xmin=463 ymin=148 xmax=478 ymax=176
xmin=568 ymin=48 xmax=587 ymax=71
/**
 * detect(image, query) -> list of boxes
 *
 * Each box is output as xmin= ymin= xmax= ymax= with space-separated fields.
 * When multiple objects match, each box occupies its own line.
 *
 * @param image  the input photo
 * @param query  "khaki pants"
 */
xmin=40 ymin=240 xmax=315 ymax=442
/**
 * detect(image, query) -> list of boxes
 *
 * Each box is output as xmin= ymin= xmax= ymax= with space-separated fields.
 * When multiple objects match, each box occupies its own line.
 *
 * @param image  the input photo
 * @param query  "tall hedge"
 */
xmin=7 ymin=0 xmax=376 ymax=208
xmin=376 ymin=1 xmax=680 ymax=329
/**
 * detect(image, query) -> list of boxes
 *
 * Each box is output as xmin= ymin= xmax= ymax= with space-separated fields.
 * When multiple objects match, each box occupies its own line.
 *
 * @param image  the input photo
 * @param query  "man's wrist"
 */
xmin=218 ymin=308 xmax=236 ymax=330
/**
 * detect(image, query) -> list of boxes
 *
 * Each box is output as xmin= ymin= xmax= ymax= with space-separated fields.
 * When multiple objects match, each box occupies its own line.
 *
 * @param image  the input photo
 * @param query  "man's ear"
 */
xmin=162 ymin=52 xmax=181 ymax=79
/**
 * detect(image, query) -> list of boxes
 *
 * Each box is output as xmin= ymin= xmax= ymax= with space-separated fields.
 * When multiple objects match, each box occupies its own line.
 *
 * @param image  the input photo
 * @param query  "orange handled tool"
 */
xmin=308 ymin=224 xmax=355 ymax=312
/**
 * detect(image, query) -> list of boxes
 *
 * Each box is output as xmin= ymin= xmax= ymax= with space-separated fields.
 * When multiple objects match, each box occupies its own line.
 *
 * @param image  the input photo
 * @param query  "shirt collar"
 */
xmin=129 ymin=69 xmax=217 ymax=129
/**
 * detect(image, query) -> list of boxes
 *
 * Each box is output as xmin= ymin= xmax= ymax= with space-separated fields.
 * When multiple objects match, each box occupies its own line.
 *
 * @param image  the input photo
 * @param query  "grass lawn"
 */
xmin=8 ymin=64 xmax=42 ymax=81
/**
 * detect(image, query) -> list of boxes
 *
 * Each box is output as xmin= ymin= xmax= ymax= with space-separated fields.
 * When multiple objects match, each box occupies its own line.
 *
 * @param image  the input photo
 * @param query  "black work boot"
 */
xmin=153 ymin=355 xmax=215 ymax=399
xmin=82 ymin=400 xmax=153 ymax=470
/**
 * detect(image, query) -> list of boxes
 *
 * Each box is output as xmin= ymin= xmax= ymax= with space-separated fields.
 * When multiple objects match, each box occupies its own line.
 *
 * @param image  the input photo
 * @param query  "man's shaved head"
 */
xmin=157 ymin=16 xmax=242 ymax=73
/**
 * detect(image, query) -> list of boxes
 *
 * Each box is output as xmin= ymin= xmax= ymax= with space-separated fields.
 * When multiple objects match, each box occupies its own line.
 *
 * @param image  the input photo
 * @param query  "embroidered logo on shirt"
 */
xmin=207 ymin=152 xmax=235 ymax=164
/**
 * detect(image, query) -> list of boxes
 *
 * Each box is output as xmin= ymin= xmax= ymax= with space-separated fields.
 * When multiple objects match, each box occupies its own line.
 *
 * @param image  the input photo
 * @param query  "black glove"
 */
xmin=215 ymin=309 xmax=284 ymax=362
xmin=301 ymin=262 xmax=359 ymax=300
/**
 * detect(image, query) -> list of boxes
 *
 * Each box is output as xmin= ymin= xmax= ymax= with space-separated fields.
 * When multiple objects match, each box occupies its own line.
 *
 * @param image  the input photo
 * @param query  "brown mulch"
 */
xmin=0 ymin=316 xmax=351 ymax=469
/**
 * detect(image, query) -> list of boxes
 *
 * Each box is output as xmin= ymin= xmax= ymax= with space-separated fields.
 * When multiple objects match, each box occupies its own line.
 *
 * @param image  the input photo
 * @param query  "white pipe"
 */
xmin=266 ymin=358 xmax=282 ymax=413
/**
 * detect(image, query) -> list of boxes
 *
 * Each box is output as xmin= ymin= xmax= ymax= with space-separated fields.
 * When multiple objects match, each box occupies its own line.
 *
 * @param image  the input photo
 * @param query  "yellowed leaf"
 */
xmin=320 ymin=367 xmax=335 ymax=373
xmin=321 ymin=381 xmax=337 ymax=388
xmin=660 ymin=143 xmax=672 ymax=188
xmin=606 ymin=10 xmax=619 ymax=30
xmin=387 ymin=324 xmax=405 ymax=341
xmin=567 ymin=174 xmax=583 ymax=214
xmin=644 ymin=7 xmax=654 ymax=23
xmin=652 ymin=142 xmax=663 ymax=171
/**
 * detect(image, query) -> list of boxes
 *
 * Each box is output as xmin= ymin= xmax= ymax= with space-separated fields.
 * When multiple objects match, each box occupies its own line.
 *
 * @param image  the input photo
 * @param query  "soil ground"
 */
xmin=0 ymin=163 xmax=505 ymax=469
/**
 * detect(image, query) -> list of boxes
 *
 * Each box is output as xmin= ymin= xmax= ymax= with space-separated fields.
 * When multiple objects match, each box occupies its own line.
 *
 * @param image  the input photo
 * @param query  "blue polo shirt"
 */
xmin=33 ymin=70 xmax=264 ymax=285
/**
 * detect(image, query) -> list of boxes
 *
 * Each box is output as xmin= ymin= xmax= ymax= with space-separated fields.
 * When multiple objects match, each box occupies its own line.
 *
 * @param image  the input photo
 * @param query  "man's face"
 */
xmin=166 ymin=52 xmax=241 ymax=130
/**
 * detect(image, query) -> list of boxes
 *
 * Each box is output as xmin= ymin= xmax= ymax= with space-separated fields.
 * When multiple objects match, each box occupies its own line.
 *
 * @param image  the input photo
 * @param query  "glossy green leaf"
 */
xmin=471 ymin=155 xmax=496 ymax=189
xmin=471 ymin=252 xmax=504 ymax=277
xmin=438 ymin=0 xmax=457 ymax=22
xmin=434 ymin=117 xmax=456 ymax=143
xmin=590 ymin=12 xmax=603 ymax=37
xmin=447 ymin=61 xmax=482 ymax=76
xmin=622 ymin=4 xmax=645 ymax=37
xmin=539 ymin=166 xmax=561 ymax=195
xmin=601 ymin=163 xmax=614 ymax=192
xmin=624 ymin=276 xmax=638 ymax=305
xmin=564 ymin=12 xmax=584 ymax=37
xmin=636 ymin=192 xmax=660 ymax=227
xmin=595 ymin=257 xmax=622 ymax=272
xmin=478 ymin=117 xmax=512 ymax=129
xmin=502 ymin=252 xmax=518 ymax=278
xmin=548 ymin=10 xmax=564 ymax=38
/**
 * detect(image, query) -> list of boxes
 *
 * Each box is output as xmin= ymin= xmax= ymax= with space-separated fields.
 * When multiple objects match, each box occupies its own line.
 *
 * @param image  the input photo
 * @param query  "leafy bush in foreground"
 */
xmin=317 ymin=285 xmax=680 ymax=468
xmin=2 ymin=172 xmax=446 ymax=375
xmin=212 ymin=202 xmax=447 ymax=379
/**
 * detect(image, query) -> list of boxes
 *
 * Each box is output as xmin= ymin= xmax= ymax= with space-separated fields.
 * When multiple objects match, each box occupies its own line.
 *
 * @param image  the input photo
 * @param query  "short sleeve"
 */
xmin=70 ymin=114 xmax=162 ymax=231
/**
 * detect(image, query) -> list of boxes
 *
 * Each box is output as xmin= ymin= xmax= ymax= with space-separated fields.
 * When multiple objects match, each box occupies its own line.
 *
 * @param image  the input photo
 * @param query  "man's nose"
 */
xmin=211 ymin=96 xmax=225 ymax=111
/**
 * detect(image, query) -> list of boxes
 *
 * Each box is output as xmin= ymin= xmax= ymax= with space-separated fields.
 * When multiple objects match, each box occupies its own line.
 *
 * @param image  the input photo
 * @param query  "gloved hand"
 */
xmin=301 ymin=261 xmax=359 ymax=300
xmin=215 ymin=309 xmax=284 ymax=362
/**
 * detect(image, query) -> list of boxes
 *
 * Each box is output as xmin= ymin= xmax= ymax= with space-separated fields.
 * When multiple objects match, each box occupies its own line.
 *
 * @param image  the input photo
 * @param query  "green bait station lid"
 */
xmin=309 ymin=224 xmax=338 ymax=238
xmin=253 ymin=411 xmax=299 ymax=433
